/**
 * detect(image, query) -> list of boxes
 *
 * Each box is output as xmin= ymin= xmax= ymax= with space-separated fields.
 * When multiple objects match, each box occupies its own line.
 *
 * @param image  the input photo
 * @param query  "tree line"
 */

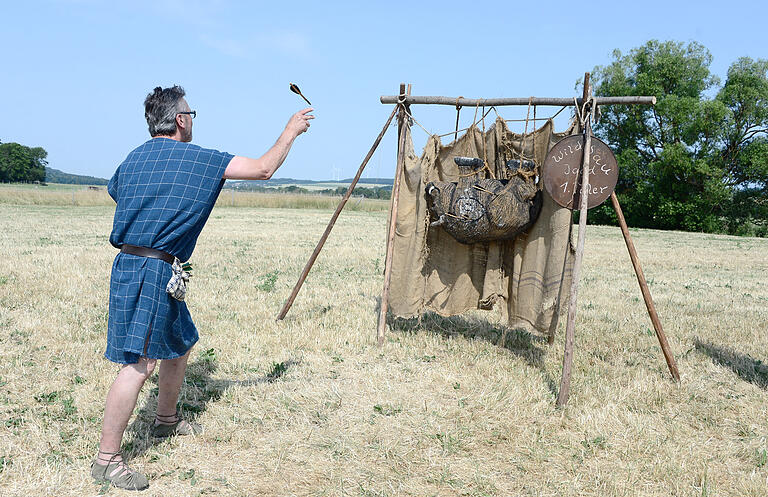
xmin=589 ymin=40 xmax=768 ymax=237
xmin=0 ymin=141 xmax=47 ymax=183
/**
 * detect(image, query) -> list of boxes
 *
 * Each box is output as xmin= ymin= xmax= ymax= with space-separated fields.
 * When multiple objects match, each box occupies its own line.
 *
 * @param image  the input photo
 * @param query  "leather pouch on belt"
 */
xmin=166 ymin=258 xmax=191 ymax=301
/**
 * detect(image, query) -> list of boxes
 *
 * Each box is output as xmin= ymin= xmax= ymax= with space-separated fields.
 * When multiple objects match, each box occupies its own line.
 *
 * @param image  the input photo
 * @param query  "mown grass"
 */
xmin=0 ymin=201 xmax=766 ymax=496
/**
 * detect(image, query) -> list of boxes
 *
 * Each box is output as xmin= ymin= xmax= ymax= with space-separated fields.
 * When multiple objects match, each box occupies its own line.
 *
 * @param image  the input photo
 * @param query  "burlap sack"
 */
xmin=388 ymin=116 xmax=576 ymax=336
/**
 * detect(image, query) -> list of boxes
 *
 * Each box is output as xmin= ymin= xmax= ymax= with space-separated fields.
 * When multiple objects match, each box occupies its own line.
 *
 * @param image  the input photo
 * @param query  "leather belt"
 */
xmin=120 ymin=244 xmax=175 ymax=264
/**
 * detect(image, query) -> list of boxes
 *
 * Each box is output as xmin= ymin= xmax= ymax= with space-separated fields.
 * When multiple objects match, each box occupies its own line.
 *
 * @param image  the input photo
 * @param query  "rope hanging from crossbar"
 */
xmin=399 ymin=97 xmax=578 ymax=181
xmin=433 ymin=105 xmax=571 ymax=139
xmin=400 ymin=105 xmax=431 ymax=137
xmin=480 ymin=103 xmax=494 ymax=179
xmin=454 ymin=96 xmax=463 ymax=141
xmin=533 ymin=103 xmax=537 ymax=165
xmin=519 ymin=97 xmax=533 ymax=162
xmin=400 ymin=98 xmax=571 ymax=183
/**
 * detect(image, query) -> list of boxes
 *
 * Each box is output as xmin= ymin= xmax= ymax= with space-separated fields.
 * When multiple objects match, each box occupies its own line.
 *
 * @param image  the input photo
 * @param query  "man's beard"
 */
xmin=182 ymin=127 xmax=193 ymax=143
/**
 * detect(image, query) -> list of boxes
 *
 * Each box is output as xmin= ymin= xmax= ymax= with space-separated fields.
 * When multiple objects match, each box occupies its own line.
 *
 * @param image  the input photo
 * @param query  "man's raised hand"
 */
xmin=288 ymin=108 xmax=314 ymax=137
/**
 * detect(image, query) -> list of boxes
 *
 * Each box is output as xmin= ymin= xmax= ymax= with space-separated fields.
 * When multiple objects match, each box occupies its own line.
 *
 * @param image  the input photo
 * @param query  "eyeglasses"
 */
xmin=178 ymin=111 xmax=196 ymax=119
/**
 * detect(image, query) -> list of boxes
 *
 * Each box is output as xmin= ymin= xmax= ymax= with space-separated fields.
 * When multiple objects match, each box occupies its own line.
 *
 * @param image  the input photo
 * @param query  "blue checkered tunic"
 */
xmin=105 ymin=137 xmax=233 ymax=364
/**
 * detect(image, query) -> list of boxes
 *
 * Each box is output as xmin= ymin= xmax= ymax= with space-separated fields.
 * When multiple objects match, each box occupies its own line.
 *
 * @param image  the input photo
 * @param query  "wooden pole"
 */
xmin=275 ymin=105 xmax=398 ymax=321
xmin=610 ymin=193 xmax=681 ymax=381
xmin=377 ymin=83 xmax=409 ymax=345
xmin=556 ymin=73 xmax=591 ymax=408
xmin=380 ymin=95 xmax=656 ymax=107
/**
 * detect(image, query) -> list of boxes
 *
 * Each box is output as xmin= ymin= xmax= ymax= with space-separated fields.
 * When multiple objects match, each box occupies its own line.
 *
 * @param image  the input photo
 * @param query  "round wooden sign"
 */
xmin=542 ymin=134 xmax=618 ymax=209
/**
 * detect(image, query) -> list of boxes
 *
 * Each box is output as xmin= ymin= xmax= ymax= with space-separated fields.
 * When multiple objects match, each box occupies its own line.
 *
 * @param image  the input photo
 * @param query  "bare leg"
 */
xmin=155 ymin=349 xmax=192 ymax=423
xmin=96 ymin=358 xmax=157 ymax=466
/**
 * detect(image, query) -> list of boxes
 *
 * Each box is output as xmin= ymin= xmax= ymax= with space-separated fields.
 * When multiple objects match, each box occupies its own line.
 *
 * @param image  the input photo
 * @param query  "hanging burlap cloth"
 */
xmin=389 ymin=116 xmax=577 ymax=337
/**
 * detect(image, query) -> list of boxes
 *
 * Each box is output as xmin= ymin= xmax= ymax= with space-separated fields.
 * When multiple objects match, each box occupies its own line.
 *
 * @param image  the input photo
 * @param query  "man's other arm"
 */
xmin=223 ymin=108 xmax=314 ymax=180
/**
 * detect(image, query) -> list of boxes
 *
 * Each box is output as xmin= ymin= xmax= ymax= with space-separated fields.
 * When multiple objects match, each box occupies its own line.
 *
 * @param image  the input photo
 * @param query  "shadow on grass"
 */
xmin=389 ymin=311 xmax=548 ymax=370
xmin=694 ymin=338 xmax=768 ymax=389
xmin=122 ymin=357 xmax=300 ymax=460
xmin=375 ymin=296 xmax=560 ymax=395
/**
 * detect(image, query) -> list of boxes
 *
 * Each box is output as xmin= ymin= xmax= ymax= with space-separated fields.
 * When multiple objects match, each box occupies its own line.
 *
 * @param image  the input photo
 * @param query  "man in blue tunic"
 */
xmin=91 ymin=85 xmax=313 ymax=490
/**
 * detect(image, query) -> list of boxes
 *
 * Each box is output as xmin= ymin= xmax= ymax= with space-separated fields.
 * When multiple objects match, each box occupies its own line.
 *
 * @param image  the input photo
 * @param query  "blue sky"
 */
xmin=1 ymin=0 xmax=766 ymax=181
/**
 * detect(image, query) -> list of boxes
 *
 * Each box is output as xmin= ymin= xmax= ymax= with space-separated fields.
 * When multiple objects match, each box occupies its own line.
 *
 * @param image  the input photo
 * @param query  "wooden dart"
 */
xmin=289 ymin=83 xmax=311 ymax=105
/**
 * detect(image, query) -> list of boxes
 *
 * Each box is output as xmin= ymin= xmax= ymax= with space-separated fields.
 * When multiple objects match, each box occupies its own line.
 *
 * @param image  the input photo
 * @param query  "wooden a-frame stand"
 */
xmin=277 ymin=77 xmax=680 ymax=406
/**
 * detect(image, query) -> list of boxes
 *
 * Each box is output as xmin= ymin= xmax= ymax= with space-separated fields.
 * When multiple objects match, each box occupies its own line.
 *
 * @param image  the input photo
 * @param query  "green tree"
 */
xmin=0 ymin=142 xmax=47 ymax=183
xmin=589 ymin=40 xmax=768 ymax=235
xmin=713 ymin=58 xmax=768 ymax=234
xmin=28 ymin=147 xmax=48 ymax=183
xmin=0 ymin=142 xmax=31 ymax=182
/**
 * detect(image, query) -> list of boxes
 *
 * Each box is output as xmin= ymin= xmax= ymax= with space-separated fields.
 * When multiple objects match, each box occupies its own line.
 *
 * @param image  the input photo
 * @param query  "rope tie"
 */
xmin=437 ymin=106 xmax=495 ymax=138
xmin=573 ymin=96 xmax=584 ymax=126
xmin=587 ymin=96 xmax=598 ymax=125
xmin=454 ymin=96 xmax=463 ymax=141
xmin=549 ymin=105 xmax=567 ymax=122
xmin=576 ymin=96 xmax=597 ymax=129
xmin=401 ymin=105 xmax=431 ymax=137
xmin=532 ymin=102 xmax=537 ymax=168
xmin=519 ymin=97 xmax=533 ymax=162
xmin=481 ymin=103 xmax=490 ymax=178
xmin=458 ymin=170 xmax=481 ymax=178
xmin=571 ymin=95 xmax=598 ymax=207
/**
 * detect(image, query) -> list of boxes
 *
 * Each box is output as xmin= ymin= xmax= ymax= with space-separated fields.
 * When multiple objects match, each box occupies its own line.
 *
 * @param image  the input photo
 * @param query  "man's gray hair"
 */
xmin=144 ymin=85 xmax=186 ymax=137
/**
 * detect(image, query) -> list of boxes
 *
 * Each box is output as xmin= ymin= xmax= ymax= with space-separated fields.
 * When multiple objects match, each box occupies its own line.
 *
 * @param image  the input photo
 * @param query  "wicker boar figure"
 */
xmin=425 ymin=157 xmax=542 ymax=244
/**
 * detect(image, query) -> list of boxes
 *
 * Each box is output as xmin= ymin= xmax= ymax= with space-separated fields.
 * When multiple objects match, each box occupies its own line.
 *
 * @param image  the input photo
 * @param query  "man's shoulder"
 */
xmin=184 ymin=142 xmax=230 ymax=157
xmin=177 ymin=142 xmax=233 ymax=164
xmin=122 ymin=139 xmax=231 ymax=167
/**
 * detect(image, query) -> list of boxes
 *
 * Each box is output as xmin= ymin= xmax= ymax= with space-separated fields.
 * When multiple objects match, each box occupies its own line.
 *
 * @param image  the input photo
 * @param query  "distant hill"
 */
xmin=45 ymin=167 xmax=108 ymax=185
xmin=41 ymin=169 xmax=392 ymax=188
xmin=338 ymin=177 xmax=394 ymax=185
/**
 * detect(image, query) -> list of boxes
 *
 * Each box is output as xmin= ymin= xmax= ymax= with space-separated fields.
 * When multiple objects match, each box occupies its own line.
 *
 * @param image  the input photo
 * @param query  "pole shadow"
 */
xmin=693 ymin=338 xmax=768 ymax=389
xmin=121 ymin=357 xmax=300 ymax=460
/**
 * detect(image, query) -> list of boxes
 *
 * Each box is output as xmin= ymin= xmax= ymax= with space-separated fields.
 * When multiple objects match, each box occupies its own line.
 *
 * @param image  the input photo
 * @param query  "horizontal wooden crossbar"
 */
xmin=380 ymin=95 xmax=656 ymax=106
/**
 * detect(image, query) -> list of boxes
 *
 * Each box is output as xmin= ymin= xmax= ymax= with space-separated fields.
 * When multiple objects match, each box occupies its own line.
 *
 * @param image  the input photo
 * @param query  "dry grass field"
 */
xmin=0 ymin=198 xmax=767 ymax=496
xmin=0 ymin=184 xmax=388 ymax=211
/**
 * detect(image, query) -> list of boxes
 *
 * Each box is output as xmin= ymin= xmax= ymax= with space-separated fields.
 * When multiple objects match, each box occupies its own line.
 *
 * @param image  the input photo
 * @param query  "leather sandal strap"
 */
xmin=94 ymin=452 xmax=127 ymax=479
xmin=156 ymin=410 xmax=180 ymax=419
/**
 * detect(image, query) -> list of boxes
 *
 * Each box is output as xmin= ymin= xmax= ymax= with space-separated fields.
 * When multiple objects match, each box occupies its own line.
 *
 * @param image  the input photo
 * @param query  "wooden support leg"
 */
xmin=610 ymin=193 xmax=681 ymax=382
xmin=276 ymin=105 xmax=398 ymax=321
xmin=555 ymin=129 xmax=592 ymax=408
xmin=556 ymin=73 xmax=591 ymax=407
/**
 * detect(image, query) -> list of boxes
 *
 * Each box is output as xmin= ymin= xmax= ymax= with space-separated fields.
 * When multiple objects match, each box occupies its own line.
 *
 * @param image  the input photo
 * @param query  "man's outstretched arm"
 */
xmin=223 ymin=108 xmax=314 ymax=180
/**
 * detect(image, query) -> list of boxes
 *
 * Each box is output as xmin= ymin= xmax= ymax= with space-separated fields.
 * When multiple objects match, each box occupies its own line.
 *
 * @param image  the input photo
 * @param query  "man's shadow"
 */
xmin=389 ymin=311 xmax=558 ymax=394
xmin=694 ymin=338 xmax=768 ymax=389
xmin=121 ymin=356 xmax=299 ymax=460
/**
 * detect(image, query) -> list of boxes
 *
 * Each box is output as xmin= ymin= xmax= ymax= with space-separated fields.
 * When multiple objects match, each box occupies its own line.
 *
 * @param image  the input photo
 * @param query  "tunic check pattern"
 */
xmin=106 ymin=137 xmax=233 ymax=364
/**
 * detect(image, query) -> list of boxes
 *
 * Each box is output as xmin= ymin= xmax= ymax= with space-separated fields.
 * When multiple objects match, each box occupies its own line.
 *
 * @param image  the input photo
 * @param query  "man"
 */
xmin=91 ymin=85 xmax=313 ymax=490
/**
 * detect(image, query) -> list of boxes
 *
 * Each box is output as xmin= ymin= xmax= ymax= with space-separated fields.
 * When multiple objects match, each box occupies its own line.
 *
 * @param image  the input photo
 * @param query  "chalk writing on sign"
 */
xmin=541 ymin=134 xmax=618 ymax=210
